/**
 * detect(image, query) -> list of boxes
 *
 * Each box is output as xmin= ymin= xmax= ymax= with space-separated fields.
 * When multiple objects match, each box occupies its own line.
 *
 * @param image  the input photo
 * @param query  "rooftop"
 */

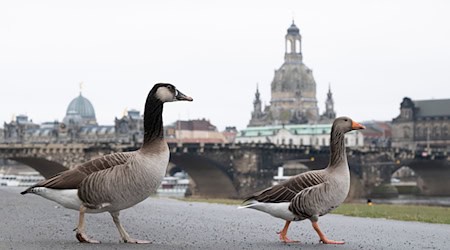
xmin=414 ymin=99 xmax=450 ymax=117
xmin=239 ymin=124 xmax=333 ymax=137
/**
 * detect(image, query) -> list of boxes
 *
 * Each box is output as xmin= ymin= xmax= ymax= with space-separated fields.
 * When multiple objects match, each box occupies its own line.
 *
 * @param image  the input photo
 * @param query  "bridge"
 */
xmin=0 ymin=142 xmax=449 ymax=198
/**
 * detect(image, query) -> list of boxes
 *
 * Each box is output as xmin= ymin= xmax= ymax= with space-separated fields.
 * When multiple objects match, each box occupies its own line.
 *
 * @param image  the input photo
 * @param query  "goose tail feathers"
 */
xmin=20 ymin=186 xmax=35 ymax=195
xmin=238 ymin=200 xmax=296 ymax=221
xmin=237 ymin=199 xmax=258 ymax=209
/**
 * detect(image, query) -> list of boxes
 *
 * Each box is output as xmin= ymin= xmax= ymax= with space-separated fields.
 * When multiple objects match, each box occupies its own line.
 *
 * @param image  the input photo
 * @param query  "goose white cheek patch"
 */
xmin=155 ymin=87 xmax=174 ymax=102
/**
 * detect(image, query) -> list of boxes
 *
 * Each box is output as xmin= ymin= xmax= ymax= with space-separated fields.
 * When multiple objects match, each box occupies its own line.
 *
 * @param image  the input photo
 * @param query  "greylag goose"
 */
xmin=239 ymin=117 xmax=365 ymax=244
xmin=21 ymin=83 xmax=193 ymax=244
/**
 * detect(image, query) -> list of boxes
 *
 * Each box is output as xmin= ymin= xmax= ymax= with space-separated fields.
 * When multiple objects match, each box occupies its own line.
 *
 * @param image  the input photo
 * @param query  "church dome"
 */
xmin=287 ymin=22 xmax=300 ymax=35
xmin=65 ymin=93 xmax=97 ymax=125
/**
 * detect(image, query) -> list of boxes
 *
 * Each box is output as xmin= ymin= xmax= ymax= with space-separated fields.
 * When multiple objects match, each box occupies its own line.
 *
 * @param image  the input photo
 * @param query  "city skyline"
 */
xmin=1 ymin=1 xmax=450 ymax=130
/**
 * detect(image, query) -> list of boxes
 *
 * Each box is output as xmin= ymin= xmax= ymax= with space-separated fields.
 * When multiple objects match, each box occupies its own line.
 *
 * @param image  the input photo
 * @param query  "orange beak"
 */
xmin=351 ymin=121 xmax=365 ymax=130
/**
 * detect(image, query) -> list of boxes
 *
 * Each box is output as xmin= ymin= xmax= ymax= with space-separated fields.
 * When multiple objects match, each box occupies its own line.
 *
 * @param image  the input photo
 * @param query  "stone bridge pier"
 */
xmin=168 ymin=143 xmax=303 ymax=198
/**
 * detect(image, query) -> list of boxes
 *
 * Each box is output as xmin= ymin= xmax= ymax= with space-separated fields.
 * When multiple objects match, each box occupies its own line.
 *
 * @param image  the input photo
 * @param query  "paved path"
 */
xmin=1 ymin=187 xmax=449 ymax=250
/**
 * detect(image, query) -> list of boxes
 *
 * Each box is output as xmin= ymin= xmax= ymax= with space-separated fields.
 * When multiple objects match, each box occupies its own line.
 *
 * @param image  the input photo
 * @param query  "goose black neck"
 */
xmin=142 ymin=93 xmax=164 ymax=146
xmin=328 ymin=127 xmax=347 ymax=168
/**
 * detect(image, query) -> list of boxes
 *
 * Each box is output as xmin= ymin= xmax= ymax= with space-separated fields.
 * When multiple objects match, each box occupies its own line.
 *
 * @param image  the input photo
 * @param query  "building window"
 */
xmin=443 ymin=125 xmax=449 ymax=137
xmin=403 ymin=126 xmax=411 ymax=139
xmin=300 ymin=138 xmax=303 ymax=145
xmin=415 ymin=126 xmax=422 ymax=138
xmin=281 ymin=138 xmax=285 ymax=145
xmin=286 ymin=40 xmax=292 ymax=53
xmin=345 ymin=138 xmax=348 ymax=145
xmin=289 ymin=138 xmax=293 ymax=145
xmin=432 ymin=126 xmax=439 ymax=138
xmin=322 ymin=138 xmax=326 ymax=146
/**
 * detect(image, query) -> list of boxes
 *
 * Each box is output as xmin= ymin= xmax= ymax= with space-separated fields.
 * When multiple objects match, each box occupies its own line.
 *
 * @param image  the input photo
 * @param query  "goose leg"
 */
xmin=311 ymin=221 xmax=344 ymax=244
xmin=75 ymin=205 xmax=100 ymax=243
xmin=110 ymin=211 xmax=151 ymax=244
xmin=276 ymin=220 xmax=299 ymax=243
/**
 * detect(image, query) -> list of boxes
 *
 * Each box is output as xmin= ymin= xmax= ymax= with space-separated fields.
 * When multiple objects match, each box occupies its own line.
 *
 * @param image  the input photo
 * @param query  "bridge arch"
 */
xmin=390 ymin=166 xmax=420 ymax=195
xmin=403 ymin=159 xmax=450 ymax=196
xmin=169 ymin=154 xmax=238 ymax=198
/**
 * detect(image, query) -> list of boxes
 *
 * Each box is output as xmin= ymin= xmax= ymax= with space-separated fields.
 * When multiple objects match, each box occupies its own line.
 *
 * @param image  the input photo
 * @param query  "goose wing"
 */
xmin=23 ymin=151 xmax=134 ymax=191
xmin=288 ymin=181 xmax=334 ymax=219
xmin=244 ymin=170 xmax=326 ymax=203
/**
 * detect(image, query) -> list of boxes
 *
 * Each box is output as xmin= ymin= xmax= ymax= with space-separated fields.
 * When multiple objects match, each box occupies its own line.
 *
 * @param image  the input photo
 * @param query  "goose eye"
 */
xmin=344 ymin=119 xmax=348 ymax=122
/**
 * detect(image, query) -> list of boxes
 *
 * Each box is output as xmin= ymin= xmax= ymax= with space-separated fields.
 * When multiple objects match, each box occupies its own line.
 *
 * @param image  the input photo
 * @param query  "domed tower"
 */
xmin=270 ymin=21 xmax=319 ymax=124
xmin=63 ymin=91 xmax=97 ymax=126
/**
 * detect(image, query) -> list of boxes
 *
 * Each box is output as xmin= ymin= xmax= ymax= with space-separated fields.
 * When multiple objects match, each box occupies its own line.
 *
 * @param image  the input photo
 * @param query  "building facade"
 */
xmin=391 ymin=97 xmax=450 ymax=151
xmin=3 ymin=91 xmax=114 ymax=144
xmin=164 ymin=119 xmax=231 ymax=144
xmin=236 ymin=123 xmax=364 ymax=148
xmin=249 ymin=22 xmax=335 ymax=127
xmin=2 ymin=91 xmax=230 ymax=145
xmin=359 ymin=121 xmax=392 ymax=148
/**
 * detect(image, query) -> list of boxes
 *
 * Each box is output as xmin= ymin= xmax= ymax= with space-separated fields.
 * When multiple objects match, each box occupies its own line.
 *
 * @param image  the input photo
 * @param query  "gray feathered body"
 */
xmin=288 ymin=164 xmax=350 ymax=220
xmin=242 ymin=119 xmax=352 ymax=222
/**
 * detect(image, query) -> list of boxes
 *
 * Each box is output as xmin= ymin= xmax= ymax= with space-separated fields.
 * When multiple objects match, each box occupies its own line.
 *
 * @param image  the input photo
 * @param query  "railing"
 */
xmin=0 ymin=142 xmax=445 ymax=160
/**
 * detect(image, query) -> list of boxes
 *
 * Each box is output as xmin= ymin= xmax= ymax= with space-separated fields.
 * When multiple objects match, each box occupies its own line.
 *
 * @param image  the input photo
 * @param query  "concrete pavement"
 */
xmin=1 ymin=187 xmax=449 ymax=250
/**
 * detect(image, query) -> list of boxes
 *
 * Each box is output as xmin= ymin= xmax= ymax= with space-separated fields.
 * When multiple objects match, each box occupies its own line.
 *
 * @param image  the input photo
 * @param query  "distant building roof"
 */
xmin=360 ymin=121 xmax=392 ymax=138
xmin=413 ymin=99 xmax=450 ymax=118
xmin=165 ymin=138 xmax=226 ymax=144
xmin=170 ymin=119 xmax=217 ymax=131
xmin=238 ymin=124 xmax=333 ymax=137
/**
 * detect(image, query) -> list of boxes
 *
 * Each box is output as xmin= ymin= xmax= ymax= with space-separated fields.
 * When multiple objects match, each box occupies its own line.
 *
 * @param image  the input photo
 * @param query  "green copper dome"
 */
xmin=65 ymin=93 xmax=97 ymax=125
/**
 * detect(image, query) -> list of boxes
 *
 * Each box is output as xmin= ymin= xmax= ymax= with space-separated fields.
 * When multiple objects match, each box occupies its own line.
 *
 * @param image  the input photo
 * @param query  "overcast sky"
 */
xmin=1 ymin=0 xmax=449 ymax=130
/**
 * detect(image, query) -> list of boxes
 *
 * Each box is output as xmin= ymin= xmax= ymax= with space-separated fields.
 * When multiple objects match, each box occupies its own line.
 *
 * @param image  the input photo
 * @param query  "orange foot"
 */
xmin=76 ymin=232 xmax=100 ymax=244
xmin=320 ymin=238 xmax=345 ymax=244
xmin=311 ymin=221 xmax=345 ymax=245
xmin=124 ymin=238 xmax=152 ymax=244
xmin=277 ymin=231 xmax=300 ymax=243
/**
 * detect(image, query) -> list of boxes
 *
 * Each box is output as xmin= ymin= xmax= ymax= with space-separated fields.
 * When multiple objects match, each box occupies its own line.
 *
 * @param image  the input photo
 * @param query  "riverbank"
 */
xmin=179 ymin=197 xmax=450 ymax=225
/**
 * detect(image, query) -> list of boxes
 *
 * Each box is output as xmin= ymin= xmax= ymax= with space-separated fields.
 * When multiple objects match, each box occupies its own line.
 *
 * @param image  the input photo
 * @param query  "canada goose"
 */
xmin=21 ymin=83 xmax=193 ymax=243
xmin=239 ymin=117 xmax=365 ymax=244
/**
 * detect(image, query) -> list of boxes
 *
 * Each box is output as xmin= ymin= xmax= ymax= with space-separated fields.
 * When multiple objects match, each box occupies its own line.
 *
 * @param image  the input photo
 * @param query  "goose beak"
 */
xmin=351 ymin=121 xmax=365 ymax=130
xmin=175 ymin=90 xmax=193 ymax=102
